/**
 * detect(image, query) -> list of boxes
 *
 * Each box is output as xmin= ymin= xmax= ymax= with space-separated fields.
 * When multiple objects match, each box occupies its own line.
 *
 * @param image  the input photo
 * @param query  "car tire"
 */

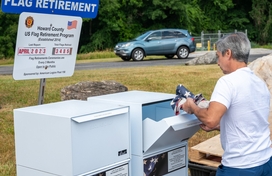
xmin=132 ymin=48 xmax=144 ymax=61
xmin=177 ymin=46 xmax=189 ymax=59
xmin=165 ymin=55 xmax=174 ymax=59
xmin=121 ymin=57 xmax=131 ymax=61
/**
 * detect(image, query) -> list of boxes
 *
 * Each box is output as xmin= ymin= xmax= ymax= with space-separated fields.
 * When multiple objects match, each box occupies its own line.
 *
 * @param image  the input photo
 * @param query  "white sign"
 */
xmin=13 ymin=12 xmax=82 ymax=80
xmin=167 ymin=147 xmax=186 ymax=172
xmin=106 ymin=164 xmax=128 ymax=176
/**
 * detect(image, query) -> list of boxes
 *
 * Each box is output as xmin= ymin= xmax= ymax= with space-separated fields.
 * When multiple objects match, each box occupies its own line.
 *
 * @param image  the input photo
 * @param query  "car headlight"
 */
xmin=121 ymin=43 xmax=131 ymax=47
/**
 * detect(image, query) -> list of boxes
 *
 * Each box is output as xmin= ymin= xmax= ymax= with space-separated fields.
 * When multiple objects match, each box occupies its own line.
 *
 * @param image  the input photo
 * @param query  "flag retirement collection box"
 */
xmin=14 ymin=100 xmax=130 ymax=176
xmin=88 ymin=90 xmax=201 ymax=176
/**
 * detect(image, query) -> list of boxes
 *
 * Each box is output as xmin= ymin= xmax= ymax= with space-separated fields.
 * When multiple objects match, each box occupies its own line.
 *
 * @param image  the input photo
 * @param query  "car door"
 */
xmin=159 ymin=30 xmax=178 ymax=54
xmin=143 ymin=31 xmax=162 ymax=55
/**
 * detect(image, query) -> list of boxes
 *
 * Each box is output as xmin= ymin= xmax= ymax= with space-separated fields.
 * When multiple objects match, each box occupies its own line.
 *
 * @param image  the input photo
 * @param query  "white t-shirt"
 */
xmin=210 ymin=67 xmax=272 ymax=168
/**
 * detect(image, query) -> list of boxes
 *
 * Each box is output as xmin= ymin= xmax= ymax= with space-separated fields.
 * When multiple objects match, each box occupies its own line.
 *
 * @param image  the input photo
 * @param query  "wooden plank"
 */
xmin=191 ymin=134 xmax=223 ymax=157
xmin=190 ymin=148 xmax=206 ymax=160
xmin=189 ymin=134 xmax=223 ymax=166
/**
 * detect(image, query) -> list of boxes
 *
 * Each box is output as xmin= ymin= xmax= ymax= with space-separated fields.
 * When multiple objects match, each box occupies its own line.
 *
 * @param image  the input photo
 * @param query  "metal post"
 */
xmin=38 ymin=78 xmax=46 ymax=105
xmin=218 ymin=30 xmax=221 ymax=40
xmin=201 ymin=31 xmax=204 ymax=51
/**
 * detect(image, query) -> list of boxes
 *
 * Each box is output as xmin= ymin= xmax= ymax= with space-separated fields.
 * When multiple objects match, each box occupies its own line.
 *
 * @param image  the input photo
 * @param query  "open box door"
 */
xmin=143 ymin=113 xmax=201 ymax=155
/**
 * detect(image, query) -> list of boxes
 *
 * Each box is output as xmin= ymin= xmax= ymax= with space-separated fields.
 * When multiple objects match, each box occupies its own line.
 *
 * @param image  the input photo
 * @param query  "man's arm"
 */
xmin=182 ymin=98 xmax=226 ymax=129
xmin=200 ymin=123 xmax=220 ymax=132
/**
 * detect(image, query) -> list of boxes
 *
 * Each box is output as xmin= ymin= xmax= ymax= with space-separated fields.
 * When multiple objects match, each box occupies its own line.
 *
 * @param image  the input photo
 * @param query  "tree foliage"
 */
xmin=249 ymin=0 xmax=272 ymax=44
xmin=0 ymin=0 xmax=272 ymax=58
xmin=0 ymin=11 xmax=19 ymax=58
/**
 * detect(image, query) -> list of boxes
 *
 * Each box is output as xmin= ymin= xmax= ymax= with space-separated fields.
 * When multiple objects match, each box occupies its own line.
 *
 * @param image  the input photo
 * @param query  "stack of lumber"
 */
xmin=189 ymin=134 xmax=223 ymax=168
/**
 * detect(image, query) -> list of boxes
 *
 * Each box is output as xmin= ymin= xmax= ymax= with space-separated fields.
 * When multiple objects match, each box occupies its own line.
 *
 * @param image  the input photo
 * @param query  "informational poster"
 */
xmin=143 ymin=147 xmax=186 ymax=176
xmin=13 ymin=12 xmax=82 ymax=80
xmin=167 ymin=147 xmax=186 ymax=172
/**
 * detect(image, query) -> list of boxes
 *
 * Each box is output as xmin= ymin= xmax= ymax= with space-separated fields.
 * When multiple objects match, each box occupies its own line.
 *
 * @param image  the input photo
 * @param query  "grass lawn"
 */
xmin=0 ymin=62 xmax=223 ymax=175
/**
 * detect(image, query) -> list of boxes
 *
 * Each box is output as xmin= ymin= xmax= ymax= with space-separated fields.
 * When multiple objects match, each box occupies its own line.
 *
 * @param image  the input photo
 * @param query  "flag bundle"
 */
xmin=170 ymin=84 xmax=208 ymax=115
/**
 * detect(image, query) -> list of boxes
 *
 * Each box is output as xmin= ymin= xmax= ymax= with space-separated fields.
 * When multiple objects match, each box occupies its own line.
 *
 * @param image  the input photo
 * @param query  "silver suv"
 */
xmin=114 ymin=29 xmax=196 ymax=61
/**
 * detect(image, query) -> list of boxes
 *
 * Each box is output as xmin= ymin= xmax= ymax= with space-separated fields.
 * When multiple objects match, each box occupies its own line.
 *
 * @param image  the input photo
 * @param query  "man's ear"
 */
xmin=225 ymin=49 xmax=232 ymax=59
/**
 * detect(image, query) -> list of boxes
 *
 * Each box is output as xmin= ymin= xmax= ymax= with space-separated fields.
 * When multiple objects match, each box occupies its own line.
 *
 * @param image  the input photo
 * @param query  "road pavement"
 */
xmin=1 ymin=48 xmax=272 ymax=75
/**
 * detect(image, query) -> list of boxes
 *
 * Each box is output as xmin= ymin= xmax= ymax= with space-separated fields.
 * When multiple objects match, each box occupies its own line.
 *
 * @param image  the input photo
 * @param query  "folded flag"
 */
xmin=170 ymin=84 xmax=207 ymax=115
xmin=175 ymin=84 xmax=195 ymax=99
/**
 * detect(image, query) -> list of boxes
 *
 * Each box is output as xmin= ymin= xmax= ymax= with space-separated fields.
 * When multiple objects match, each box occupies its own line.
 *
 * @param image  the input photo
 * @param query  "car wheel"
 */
xmin=165 ymin=55 xmax=174 ymax=59
xmin=121 ymin=57 xmax=131 ymax=61
xmin=132 ymin=48 xmax=144 ymax=61
xmin=177 ymin=46 xmax=189 ymax=59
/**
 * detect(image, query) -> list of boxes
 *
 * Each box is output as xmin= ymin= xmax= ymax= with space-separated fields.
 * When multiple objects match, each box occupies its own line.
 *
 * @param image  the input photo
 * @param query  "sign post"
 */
xmin=13 ymin=12 xmax=83 ymax=104
xmin=38 ymin=78 xmax=46 ymax=104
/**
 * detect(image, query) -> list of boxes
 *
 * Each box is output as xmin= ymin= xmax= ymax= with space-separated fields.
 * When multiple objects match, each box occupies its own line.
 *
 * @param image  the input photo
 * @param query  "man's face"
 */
xmin=216 ymin=50 xmax=230 ymax=74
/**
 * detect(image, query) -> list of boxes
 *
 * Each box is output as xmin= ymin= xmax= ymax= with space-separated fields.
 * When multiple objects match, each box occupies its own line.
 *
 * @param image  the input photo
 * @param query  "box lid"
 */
xmin=87 ymin=90 xmax=175 ymax=105
xmin=143 ymin=113 xmax=201 ymax=154
xmin=14 ymin=100 xmax=128 ymax=118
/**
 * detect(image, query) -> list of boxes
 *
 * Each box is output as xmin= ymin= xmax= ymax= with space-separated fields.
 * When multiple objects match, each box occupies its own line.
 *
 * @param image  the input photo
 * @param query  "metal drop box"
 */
xmin=13 ymin=100 xmax=130 ymax=176
xmin=87 ymin=90 xmax=201 ymax=176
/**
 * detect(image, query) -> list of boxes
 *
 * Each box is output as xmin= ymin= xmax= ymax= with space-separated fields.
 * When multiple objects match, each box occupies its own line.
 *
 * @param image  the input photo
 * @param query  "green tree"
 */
xmin=81 ymin=0 xmax=208 ymax=52
xmin=80 ymin=0 xmax=144 ymax=52
xmin=198 ymin=0 xmax=252 ymax=31
xmin=139 ymin=0 xmax=206 ymax=34
xmin=0 ymin=11 xmax=19 ymax=58
xmin=1 ymin=0 xmax=272 ymax=56
xmin=249 ymin=0 xmax=272 ymax=44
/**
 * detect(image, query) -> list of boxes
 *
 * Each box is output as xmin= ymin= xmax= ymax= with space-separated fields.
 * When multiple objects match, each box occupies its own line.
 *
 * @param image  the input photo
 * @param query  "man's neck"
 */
xmin=230 ymin=59 xmax=247 ymax=72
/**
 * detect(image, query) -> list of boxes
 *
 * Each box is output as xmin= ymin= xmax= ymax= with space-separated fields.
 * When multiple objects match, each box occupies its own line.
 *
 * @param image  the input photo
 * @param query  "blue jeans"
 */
xmin=216 ymin=157 xmax=272 ymax=176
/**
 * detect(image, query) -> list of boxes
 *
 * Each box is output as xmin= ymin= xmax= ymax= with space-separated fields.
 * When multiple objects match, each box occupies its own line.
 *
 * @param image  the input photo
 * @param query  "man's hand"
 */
xmin=182 ymin=98 xmax=196 ymax=114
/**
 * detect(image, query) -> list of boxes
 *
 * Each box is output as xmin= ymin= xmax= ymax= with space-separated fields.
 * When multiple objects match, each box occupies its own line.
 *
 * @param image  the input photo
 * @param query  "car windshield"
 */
xmin=134 ymin=31 xmax=153 ymax=40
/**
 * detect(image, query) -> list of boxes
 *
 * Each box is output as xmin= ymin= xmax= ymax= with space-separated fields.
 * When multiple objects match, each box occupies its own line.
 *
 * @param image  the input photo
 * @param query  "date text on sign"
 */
xmin=17 ymin=47 xmax=46 ymax=56
xmin=52 ymin=47 xmax=73 ymax=55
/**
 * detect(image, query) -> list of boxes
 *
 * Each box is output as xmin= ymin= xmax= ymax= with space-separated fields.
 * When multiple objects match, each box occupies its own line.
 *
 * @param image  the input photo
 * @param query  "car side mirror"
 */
xmin=146 ymin=37 xmax=154 ymax=41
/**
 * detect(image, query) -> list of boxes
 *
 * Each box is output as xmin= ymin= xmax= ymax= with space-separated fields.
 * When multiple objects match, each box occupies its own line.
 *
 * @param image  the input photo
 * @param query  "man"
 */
xmin=182 ymin=32 xmax=272 ymax=176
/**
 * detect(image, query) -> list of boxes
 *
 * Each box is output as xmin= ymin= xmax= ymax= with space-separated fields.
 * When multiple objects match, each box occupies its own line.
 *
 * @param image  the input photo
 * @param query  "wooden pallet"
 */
xmin=189 ymin=134 xmax=223 ymax=168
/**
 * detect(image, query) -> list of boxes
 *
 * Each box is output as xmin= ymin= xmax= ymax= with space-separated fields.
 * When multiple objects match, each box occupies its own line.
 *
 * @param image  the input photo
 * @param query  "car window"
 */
xmin=162 ymin=31 xmax=175 ymax=39
xmin=135 ymin=31 xmax=152 ymax=40
xmin=174 ymin=31 xmax=187 ymax=38
xmin=147 ymin=31 xmax=162 ymax=40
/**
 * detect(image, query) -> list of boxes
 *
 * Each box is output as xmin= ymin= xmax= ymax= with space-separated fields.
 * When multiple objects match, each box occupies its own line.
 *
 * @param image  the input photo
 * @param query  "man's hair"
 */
xmin=216 ymin=32 xmax=251 ymax=64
